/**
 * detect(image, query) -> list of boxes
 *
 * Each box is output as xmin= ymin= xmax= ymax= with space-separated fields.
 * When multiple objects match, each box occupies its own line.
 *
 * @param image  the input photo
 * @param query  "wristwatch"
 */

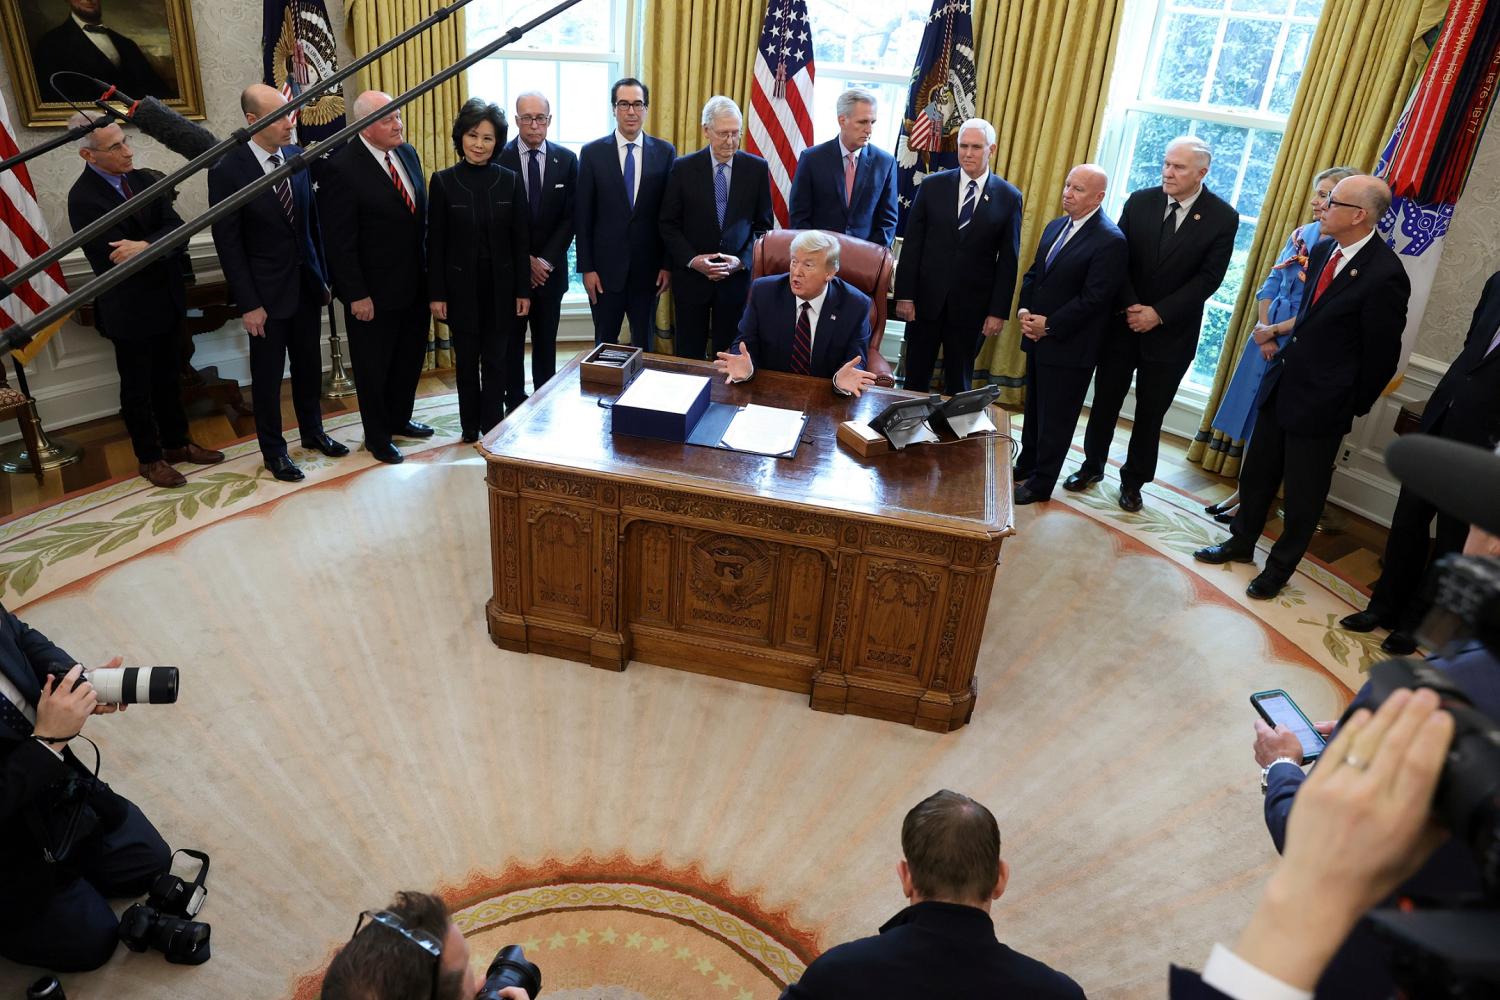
xmin=1260 ymin=756 xmax=1301 ymax=794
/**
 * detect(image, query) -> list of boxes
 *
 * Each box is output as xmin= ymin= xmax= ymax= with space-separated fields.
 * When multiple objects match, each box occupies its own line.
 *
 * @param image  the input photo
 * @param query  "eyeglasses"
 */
xmin=708 ymin=128 xmax=742 ymax=141
xmin=1325 ymin=196 xmax=1362 ymax=212
xmin=352 ymin=910 xmax=443 ymax=1000
xmin=516 ymin=114 xmax=551 ymax=125
xmin=614 ymin=100 xmax=647 ymax=111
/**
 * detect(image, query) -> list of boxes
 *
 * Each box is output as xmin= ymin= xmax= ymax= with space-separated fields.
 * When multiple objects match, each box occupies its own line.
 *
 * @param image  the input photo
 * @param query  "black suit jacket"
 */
xmin=67 ymin=166 xmax=185 ymax=341
xmin=208 ymin=143 xmax=329 ymax=320
xmin=1018 ymin=211 xmax=1129 ymax=369
xmin=1420 ymin=269 xmax=1500 ymax=447
xmin=1256 ymin=235 xmax=1408 ymax=436
xmin=780 ymin=901 xmax=1085 ymax=999
xmin=426 ymin=163 xmax=530 ymax=332
xmin=1114 ymin=185 xmax=1239 ymax=366
xmin=732 ymin=275 xmax=871 ymax=379
xmin=575 ymin=132 xmax=675 ymax=293
xmin=496 ymin=139 xmax=577 ymax=300
xmin=0 ymin=608 xmax=128 ymax=903
xmin=317 ymin=140 xmax=427 ymax=312
xmin=892 ymin=169 xmax=1023 ymax=332
xmin=659 ymin=148 xmax=774 ymax=304
xmin=32 ymin=17 xmax=175 ymax=102
xmin=787 ymin=139 xmax=899 ymax=245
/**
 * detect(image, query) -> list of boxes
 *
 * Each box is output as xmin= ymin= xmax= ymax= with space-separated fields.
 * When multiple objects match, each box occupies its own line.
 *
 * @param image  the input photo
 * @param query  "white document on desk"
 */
xmin=720 ymin=403 xmax=807 ymax=456
xmin=615 ymin=369 xmax=711 ymax=412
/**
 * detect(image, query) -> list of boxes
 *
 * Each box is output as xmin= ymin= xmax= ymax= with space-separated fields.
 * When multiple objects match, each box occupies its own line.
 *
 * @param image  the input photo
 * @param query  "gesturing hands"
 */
xmin=713 ymin=346 xmax=753 ymax=383
xmin=834 ymin=357 xmax=876 ymax=397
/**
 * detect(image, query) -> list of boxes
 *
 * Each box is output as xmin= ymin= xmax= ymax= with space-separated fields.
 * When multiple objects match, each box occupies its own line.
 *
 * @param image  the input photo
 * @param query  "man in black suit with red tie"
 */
xmin=318 ymin=90 xmax=431 ymax=465
xmin=1013 ymin=163 xmax=1128 ymax=504
xmin=893 ymin=118 xmax=1023 ymax=396
xmin=1194 ymin=175 xmax=1408 ymax=599
xmin=659 ymin=95 xmax=774 ymax=361
xmin=1067 ymin=137 xmax=1239 ymax=512
xmin=497 ymin=91 xmax=576 ymax=397
xmin=208 ymin=83 xmax=344 ymax=483
xmin=575 ymin=78 xmax=675 ymax=350
xmin=66 ymin=115 xmax=223 ymax=489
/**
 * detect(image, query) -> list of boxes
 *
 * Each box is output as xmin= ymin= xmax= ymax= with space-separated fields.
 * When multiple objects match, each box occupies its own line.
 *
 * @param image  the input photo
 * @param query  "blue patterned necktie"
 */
xmin=527 ymin=148 xmax=542 ymax=220
xmin=958 ymin=179 xmax=978 ymax=229
xmin=1045 ymin=219 xmax=1074 ymax=269
xmin=714 ymin=161 xmax=729 ymax=229
xmin=623 ymin=142 xmax=637 ymax=210
xmin=0 ymin=690 xmax=33 ymax=737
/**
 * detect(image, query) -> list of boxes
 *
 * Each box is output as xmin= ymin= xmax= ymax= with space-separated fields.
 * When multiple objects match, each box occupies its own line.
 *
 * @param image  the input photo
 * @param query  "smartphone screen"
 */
xmin=1252 ymin=690 xmax=1326 ymax=762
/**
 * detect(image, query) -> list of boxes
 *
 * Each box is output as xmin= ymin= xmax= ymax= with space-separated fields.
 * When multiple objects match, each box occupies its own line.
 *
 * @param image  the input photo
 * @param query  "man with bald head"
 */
xmin=1012 ymin=164 xmax=1127 ymax=504
xmin=209 ymin=84 xmax=341 ymax=482
xmin=1195 ymin=175 xmax=1408 ymax=599
xmin=317 ymin=90 xmax=431 ymax=465
xmin=1068 ymin=137 xmax=1239 ymax=512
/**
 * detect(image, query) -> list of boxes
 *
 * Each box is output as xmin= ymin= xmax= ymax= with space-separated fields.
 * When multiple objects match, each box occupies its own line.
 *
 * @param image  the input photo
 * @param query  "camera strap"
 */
xmin=41 ymin=734 xmax=100 ymax=866
xmin=151 ymin=848 xmax=210 ymax=917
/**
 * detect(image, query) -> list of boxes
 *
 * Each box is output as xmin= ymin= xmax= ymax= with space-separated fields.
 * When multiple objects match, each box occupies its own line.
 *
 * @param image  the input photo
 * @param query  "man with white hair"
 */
xmin=893 ymin=117 xmax=1022 ymax=395
xmin=788 ymin=87 xmax=899 ymax=246
xmin=714 ymin=229 xmax=876 ymax=397
xmin=659 ymin=95 xmax=774 ymax=361
xmin=1067 ymin=136 xmax=1239 ymax=513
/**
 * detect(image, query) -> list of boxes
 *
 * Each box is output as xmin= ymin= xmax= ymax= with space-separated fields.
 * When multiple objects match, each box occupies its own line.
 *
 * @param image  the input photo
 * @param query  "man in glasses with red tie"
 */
xmin=67 ymin=114 xmax=224 ymax=488
xmin=318 ymin=90 xmax=434 ymax=466
xmin=1195 ymin=175 xmax=1409 ymax=600
xmin=209 ymin=84 xmax=343 ymax=483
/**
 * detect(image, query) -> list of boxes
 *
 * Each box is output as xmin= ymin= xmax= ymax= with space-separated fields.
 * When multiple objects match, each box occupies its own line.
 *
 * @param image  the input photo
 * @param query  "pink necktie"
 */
xmin=1487 ymin=324 xmax=1500 ymax=356
xmin=844 ymin=152 xmax=856 ymax=204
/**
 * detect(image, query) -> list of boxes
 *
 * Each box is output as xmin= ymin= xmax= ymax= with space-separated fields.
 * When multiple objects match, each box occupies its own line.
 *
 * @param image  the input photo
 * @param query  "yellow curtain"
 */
xmin=1186 ymin=0 xmax=1448 ymax=476
xmin=639 ymin=0 xmax=766 ymax=351
xmin=969 ymin=0 xmax=1129 ymax=406
xmin=345 ymin=0 xmax=467 ymax=370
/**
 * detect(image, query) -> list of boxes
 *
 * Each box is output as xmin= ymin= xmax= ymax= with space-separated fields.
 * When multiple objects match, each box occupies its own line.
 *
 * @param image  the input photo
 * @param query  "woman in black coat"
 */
xmin=428 ymin=98 xmax=530 ymax=441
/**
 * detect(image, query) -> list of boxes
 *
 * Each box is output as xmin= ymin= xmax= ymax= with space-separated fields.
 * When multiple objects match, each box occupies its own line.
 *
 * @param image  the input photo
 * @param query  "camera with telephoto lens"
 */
xmin=47 ymin=665 xmax=178 ymax=705
xmin=117 ymin=901 xmax=211 ymax=965
xmin=475 ymin=944 xmax=541 ymax=999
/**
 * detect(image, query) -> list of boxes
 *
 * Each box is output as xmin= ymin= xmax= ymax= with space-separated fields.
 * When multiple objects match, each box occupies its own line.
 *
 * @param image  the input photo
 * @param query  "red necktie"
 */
xmin=386 ymin=152 xmax=414 ymax=214
xmin=118 ymin=175 xmax=132 ymax=199
xmin=791 ymin=302 xmax=812 ymax=375
xmin=1311 ymin=248 xmax=1342 ymax=305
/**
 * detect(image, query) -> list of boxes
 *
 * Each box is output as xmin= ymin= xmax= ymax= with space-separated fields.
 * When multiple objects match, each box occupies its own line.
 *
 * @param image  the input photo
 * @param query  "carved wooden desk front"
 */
xmin=480 ymin=355 xmax=1015 ymax=732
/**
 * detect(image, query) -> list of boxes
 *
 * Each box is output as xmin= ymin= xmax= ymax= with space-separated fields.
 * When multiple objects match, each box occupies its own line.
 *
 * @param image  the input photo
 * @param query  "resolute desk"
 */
xmin=481 ymin=354 xmax=1015 ymax=732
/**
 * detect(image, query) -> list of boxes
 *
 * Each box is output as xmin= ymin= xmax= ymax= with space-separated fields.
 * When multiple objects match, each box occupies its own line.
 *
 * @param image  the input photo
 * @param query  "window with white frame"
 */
xmin=466 ymin=0 xmax=629 ymax=302
xmin=806 ymin=1 xmax=930 ymax=151
xmin=1099 ymin=0 xmax=1324 ymax=391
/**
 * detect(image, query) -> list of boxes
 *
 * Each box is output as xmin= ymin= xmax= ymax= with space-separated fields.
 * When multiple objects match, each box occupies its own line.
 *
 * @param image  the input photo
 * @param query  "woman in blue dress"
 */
xmin=1204 ymin=165 xmax=1356 ymax=522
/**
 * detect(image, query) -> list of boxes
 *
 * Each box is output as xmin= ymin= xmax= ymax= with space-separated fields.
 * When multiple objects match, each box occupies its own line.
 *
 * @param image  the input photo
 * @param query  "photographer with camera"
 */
xmin=322 ymin=890 xmax=539 ymax=1000
xmin=0 ymin=605 xmax=171 ymax=972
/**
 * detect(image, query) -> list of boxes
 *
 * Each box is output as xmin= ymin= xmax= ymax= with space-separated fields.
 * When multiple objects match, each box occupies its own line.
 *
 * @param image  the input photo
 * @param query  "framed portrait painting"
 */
xmin=0 ymin=0 xmax=205 ymax=126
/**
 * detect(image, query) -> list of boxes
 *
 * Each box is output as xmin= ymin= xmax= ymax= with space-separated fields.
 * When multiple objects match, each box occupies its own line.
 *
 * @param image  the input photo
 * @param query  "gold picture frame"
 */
xmin=0 ymin=0 xmax=205 ymax=127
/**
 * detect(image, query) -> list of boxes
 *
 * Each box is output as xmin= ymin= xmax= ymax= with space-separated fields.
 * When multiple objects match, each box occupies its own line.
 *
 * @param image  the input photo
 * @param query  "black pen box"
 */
xmin=580 ymin=343 xmax=644 ymax=388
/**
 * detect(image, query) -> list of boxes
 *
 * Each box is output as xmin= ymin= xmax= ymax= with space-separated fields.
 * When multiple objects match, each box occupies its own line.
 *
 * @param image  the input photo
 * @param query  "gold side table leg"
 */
xmin=322 ymin=304 xmax=357 ymax=399
xmin=0 ymin=401 xmax=83 ymax=474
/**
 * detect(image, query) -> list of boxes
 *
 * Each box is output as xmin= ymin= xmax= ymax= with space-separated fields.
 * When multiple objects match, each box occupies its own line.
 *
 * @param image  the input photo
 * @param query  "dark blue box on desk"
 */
xmin=611 ymin=369 xmax=713 ymax=443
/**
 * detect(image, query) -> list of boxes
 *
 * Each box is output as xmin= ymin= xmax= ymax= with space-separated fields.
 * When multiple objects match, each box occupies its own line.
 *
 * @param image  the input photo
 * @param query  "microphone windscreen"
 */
xmin=130 ymin=96 xmax=219 ymax=160
xmin=1385 ymin=435 xmax=1500 ymax=536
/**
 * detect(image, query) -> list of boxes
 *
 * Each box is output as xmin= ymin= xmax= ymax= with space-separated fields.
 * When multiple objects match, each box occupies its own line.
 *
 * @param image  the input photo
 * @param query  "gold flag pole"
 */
xmin=0 ymin=359 xmax=82 ymax=474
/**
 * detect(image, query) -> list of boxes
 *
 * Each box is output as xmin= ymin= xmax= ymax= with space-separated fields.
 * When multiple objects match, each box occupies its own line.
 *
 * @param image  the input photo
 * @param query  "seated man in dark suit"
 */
xmin=781 ymin=789 xmax=1084 ymax=999
xmin=787 ymin=87 xmax=899 ymax=246
xmin=0 ymin=605 xmax=170 ymax=972
xmin=713 ymin=229 xmax=877 ymax=397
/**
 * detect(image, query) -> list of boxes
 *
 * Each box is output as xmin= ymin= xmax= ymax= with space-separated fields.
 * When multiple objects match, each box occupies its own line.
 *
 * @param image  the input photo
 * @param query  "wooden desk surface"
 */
xmin=483 ymin=354 xmax=1015 ymax=540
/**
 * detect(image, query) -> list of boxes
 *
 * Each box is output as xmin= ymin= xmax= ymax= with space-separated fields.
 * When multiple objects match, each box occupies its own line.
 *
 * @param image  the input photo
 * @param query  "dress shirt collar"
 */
xmin=614 ymin=129 xmax=642 ymax=151
xmin=249 ymin=140 xmax=283 ymax=173
xmin=520 ymin=138 xmax=546 ymax=156
xmin=1063 ymin=205 xmax=1101 ymax=230
xmin=87 ymin=161 xmax=126 ymax=195
xmin=1334 ymin=227 xmax=1375 ymax=258
xmin=797 ymin=281 xmax=831 ymax=322
xmin=838 ymin=139 xmax=862 ymax=163
xmin=1168 ymin=185 xmax=1203 ymax=217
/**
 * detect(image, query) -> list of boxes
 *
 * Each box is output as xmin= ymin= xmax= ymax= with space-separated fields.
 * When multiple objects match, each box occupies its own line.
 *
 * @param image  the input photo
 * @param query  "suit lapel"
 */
xmin=1157 ymin=191 xmax=1203 ymax=267
xmin=1045 ymin=212 xmax=1097 ymax=275
xmin=1306 ymin=238 xmax=1377 ymax=317
xmin=811 ymin=279 xmax=842 ymax=373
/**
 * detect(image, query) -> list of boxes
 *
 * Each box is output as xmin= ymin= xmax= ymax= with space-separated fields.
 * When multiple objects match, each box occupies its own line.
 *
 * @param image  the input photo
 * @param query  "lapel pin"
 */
xmin=830 ymin=313 xmax=837 ymax=321
xmin=983 ymin=194 xmax=990 ymax=202
xmin=1350 ymin=268 xmax=1359 ymax=277
xmin=1193 ymin=213 xmax=1201 ymax=220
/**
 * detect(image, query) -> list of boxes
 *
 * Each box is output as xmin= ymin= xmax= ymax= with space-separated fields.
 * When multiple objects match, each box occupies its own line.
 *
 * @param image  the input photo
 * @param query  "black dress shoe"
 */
xmin=1339 ymin=609 xmax=1390 ymax=633
xmin=1213 ymin=512 xmax=1234 ymax=524
xmin=1193 ymin=542 xmax=1255 ymax=565
xmin=1117 ymin=486 xmax=1143 ymax=512
xmin=300 ymin=431 xmax=350 ymax=458
xmin=1381 ymin=631 xmax=1418 ymax=655
xmin=1063 ymin=470 xmax=1103 ymax=492
xmin=1014 ymin=484 xmax=1049 ymax=505
xmin=368 ymin=442 xmax=404 ymax=465
xmin=265 ymin=454 xmax=304 ymax=482
xmin=461 ymin=432 xmax=479 ymax=444
xmin=1204 ymin=500 xmax=1236 ymax=516
xmin=391 ymin=421 xmax=435 ymax=439
xmin=1246 ymin=573 xmax=1285 ymax=600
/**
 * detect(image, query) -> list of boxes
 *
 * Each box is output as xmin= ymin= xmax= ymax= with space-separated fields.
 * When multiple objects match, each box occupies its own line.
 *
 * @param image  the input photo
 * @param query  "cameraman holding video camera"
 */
xmin=0 ymin=605 xmax=171 ymax=972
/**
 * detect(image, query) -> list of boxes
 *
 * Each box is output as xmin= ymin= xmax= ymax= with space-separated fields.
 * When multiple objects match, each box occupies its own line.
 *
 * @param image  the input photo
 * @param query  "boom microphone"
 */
xmin=91 ymin=87 xmax=220 ymax=160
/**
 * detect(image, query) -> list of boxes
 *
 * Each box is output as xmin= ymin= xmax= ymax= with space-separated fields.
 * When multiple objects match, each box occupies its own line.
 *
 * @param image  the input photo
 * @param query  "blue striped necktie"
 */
xmin=714 ymin=162 xmax=729 ymax=228
xmin=958 ymin=179 xmax=978 ymax=229
xmin=1045 ymin=220 xmax=1073 ymax=269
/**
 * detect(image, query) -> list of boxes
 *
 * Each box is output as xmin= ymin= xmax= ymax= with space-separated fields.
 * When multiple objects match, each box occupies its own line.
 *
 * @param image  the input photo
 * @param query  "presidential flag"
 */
xmin=746 ymin=0 xmax=816 ymax=227
xmin=0 ymin=92 xmax=70 ymax=364
xmin=264 ymin=0 xmax=346 ymax=144
xmin=894 ymin=0 xmax=977 ymax=236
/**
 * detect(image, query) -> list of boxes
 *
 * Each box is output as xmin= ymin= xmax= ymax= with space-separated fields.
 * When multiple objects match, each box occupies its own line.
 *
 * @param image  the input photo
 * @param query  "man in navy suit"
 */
xmin=1195 ymin=175 xmax=1408 ymax=599
xmin=575 ymin=78 xmax=675 ymax=350
xmin=1014 ymin=164 xmax=1128 ymax=504
xmin=209 ymin=83 xmax=340 ymax=483
xmin=0 ymin=606 xmax=169 ymax=972
xmin=660 ymin=96 xmax=775 ymax=361
xmin=893 ymin=118 xmax=1023 ymax=395
xmin=714 ymin=230 xmax=876 ymax=397
xmin=787 ymin=87 xmax=898 ymax=246
xmin=498 ymin=91 xmax=577 ymax=395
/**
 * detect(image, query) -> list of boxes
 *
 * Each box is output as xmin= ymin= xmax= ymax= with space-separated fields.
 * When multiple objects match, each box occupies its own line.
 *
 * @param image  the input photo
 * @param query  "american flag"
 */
xmin=0 ymin=92 xmax=71 ymax=363
xmin=908 ymin=95 xmax=945 ymax=152
xmin=746 ymin=0 xmax=816 ymax=227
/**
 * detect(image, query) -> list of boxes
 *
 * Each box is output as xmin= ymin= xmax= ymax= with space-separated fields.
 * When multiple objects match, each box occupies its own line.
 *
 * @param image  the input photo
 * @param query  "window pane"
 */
xmin=1195 ymin=119 xmax=1249 ymax=197
xmin=1236 ymin=127 xmax=1283 ymax=218
xmin=1148 ymin=13 xmax=1217 ymax=103
xmin=1268 ymin=22 xmax=1315 ymax=115
xmin=1190 ymin=303 xmax=1234 ymax=388
xmin=1228 ymin=0 xmax=1287 ymax=12
xmin=1293 ymin=0 xmax=1322 ymax=14
xmin=467 ymin=0 xmax=616 ymax=54
xmin=808 ymin=2 xmax=927 ymax=75
xmin=1209 ymin=18 xmax=1279 ymax=110
xmin=1212 ymin=220 xmax=1258 ymax=309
